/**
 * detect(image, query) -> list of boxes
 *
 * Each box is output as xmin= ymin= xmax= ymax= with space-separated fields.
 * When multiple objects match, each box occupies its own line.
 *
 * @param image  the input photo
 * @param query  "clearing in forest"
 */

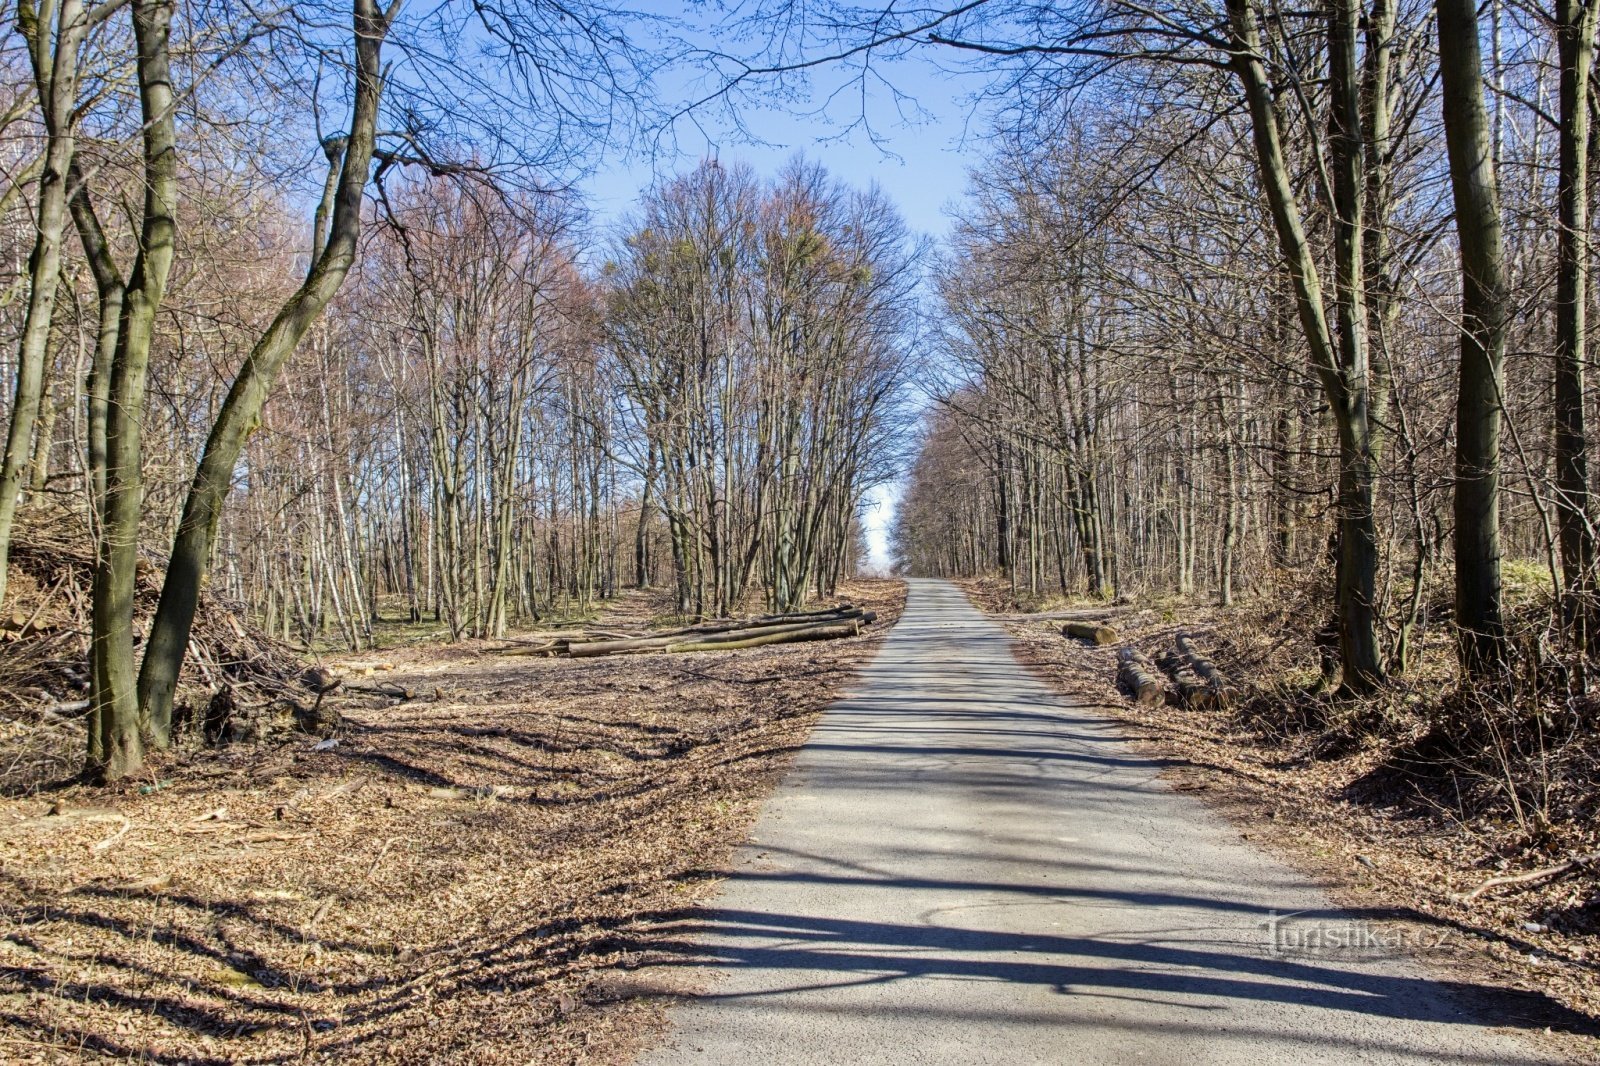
xmin=0 ymin=581 xmax=905 ymax=1063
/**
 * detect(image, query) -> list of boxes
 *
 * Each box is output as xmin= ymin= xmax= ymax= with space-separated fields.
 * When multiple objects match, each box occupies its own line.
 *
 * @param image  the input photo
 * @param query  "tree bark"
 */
xmin=1224 ymin=0 xmax=1385 ymax=692
xmin=1437 ymin=0 xmax=1509 ymax=675
xmin=1555 ymin=0 xmax=1599 ymax=643
xmin=0 ymin=0 xmax=98 ymax=607
xmin=86 ymin=0 xmax=178 ymax=781
xmin=137 ymin=0 xmax=395 ymax=739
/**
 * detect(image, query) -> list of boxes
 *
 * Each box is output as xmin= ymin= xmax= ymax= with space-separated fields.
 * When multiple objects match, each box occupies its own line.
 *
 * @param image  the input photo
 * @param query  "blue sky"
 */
xmin=579 ymin=38 xmax=995 ymax=244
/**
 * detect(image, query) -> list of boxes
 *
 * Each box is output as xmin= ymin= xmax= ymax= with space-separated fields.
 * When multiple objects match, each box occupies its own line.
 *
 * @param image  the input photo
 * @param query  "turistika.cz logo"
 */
xmin=1257 ymin=910 xmax=1453 ymax=958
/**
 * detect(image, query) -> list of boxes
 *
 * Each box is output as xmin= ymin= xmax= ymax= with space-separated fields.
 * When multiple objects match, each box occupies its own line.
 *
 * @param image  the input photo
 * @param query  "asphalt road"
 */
xmin=637 ymin=578 xmax=1575 ymax=1065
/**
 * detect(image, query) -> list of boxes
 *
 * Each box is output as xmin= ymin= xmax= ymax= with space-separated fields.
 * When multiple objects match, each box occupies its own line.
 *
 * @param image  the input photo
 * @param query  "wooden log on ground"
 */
xmin=1175 ymin=632 xmax=1235 ymax=705
xmin=754 ymin=604 xmax=858 ymax=624
xmin=684 ymin=618 xmax=858 ymax=646
xmin=1116 ymin=649 xmax=1166 ymax=707
xmin=559 ymin=629 xmax=640 ymax=642
xmin=497 ymin=641 xmax=563 ymax=658
xmin=569 ymin=617 xmax=858 ymax=658
xmin=679 ymin=606 xmax=864 ymax=636
xmin=568 ymin=632 xmax=702 ymax=658
xmin=1154 ymin=649 xmax=1217 ymax=710
xmin=1062 ymin=621 xmax=1118 ymax=645
xmin=666 ymin=620 xmax=860 ymax=653
xmin=330 ymin=660 xmax=395 ymax=676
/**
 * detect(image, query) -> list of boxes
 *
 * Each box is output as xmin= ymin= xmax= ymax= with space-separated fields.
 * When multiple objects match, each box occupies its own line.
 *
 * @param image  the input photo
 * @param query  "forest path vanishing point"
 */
xmin=636 ymin=579 xmax=1575 ymax=1065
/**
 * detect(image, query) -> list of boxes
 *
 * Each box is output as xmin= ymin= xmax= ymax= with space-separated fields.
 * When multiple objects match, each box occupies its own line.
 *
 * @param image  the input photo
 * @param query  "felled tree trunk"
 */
xmin=1117 ymin=648 xmax=1166 ymax=707
xmin=1176 ymin=632 xmax=1235 ymax=706
xmin=569 ymin=616 xmax=863 ymax=658
xmin=1156 ymin=649 xmax=1218 ymax=710
xmin=1062 ymin=621 xmax=1117 ymax=645
xmin=666 ymin=620 xmax=859 ymax=653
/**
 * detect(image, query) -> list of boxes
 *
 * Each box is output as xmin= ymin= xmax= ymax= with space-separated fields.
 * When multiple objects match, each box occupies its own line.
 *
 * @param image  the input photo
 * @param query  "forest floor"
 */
xmin=958 ymin=575 xmax=1600 ymax=1038
xmin=0 ymin=578 xmax=906 ymax=1064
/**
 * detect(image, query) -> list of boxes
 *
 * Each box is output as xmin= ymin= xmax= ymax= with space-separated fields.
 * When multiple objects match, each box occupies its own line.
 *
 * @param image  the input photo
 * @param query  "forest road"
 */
xmin=635 ymin=578 xmax=1577 ymax=1065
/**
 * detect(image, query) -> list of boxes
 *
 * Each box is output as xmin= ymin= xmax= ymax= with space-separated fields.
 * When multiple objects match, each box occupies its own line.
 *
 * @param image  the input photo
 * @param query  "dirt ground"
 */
xmin=0 ymin=579 xmax=906 ymax=1064
xmin=957 ymin=577 xmax=1600 ymax=1044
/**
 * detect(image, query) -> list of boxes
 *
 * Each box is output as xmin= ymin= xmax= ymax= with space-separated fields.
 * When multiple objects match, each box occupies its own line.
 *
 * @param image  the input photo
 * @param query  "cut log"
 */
xmin=1173 ymin=676 xmax=1217 ymax=710
xmin=570 ymin=617 xmax=860 ymax=658
xmin=497 ymin=641 xmax=563 ymax=658
xmin=672 ymin=607 xmax=864 ymax=638
xmin=684 ymin=618 xmax=855 ymax=646
xmin=666 ymin=620 xmax=859 ymax=653
xmin=1116 ymin=649 xmax=1166 ymax=707
xmin=567 ymin=634 xmax=678 ymax=658
xmin=753 ymin=604 xmax=859 ymax=624
xmin=1062 ymin=621 xmax=1118 ymax=645
xmin=1175 ymin=632 xmax=1235 ymax=705
xmin=1154 ymin=649 xmax=1217 ymax=710
xmin=331 ymin=660 xmax=395 ymax=676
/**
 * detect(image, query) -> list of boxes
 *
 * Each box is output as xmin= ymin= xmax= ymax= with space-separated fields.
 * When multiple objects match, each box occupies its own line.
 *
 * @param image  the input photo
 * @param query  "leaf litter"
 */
xmin=0 ymin=579 xmax=906 ymax=1064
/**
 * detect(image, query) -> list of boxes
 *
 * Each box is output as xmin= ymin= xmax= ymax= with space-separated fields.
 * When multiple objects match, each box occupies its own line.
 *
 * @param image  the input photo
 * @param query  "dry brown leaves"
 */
xmin=0 ymin=580 xmax=906 ymax=1064
xmin=960 ymin=576 xmax=1600 ymax=1046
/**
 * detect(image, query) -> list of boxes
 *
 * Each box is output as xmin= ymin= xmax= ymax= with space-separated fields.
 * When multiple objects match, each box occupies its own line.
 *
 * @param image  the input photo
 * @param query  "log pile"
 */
xmin=494 ymin=604 xmax=876 ymax=659
xmin=1135 ymin=632 xmax=1234 ymax=710
xmin=1175 ymin=632 xmax=1236 ymax=706
xmin=1116 ymin=648 xmax=1167 ymax=707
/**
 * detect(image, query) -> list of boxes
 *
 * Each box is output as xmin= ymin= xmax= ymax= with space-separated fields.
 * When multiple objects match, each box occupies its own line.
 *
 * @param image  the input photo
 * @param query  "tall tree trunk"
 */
xmin=1555 ymin=0 xmax=1599 ymax=643
xmin=86 ymin=0 xmax=178 ymax=780
xmin=137 ymin=0 xmax=394 ymax=737
xmin=1225 ymin=0 xmax=1385 ymax=691
xmin=1437 ymin=0 xmax=1510 ymax=675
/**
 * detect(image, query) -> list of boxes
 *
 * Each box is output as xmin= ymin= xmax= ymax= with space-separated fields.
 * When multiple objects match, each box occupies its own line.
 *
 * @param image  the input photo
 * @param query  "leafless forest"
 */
xmin=3 ymin=0 xmax=1600 ymax=1058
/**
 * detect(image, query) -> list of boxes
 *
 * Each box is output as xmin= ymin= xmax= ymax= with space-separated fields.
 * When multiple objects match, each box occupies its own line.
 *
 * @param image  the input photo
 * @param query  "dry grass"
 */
xmin=0 ymin=579 xmax=905 ymax=1063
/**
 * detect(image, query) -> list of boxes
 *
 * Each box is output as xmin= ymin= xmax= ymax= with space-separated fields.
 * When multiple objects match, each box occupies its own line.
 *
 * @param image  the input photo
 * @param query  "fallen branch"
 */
xmin=1461 ymin=853 xmax=1600 ymax=901
xmin=31 ymin=699 xmax=90 ymax=720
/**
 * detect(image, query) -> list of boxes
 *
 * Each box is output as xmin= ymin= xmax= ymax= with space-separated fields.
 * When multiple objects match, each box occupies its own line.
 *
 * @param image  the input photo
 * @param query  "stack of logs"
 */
xmin=1116 ymin=631 xmax=1235 ymax=710
xmin=494 ymin=603 xmax=876 ymax=660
